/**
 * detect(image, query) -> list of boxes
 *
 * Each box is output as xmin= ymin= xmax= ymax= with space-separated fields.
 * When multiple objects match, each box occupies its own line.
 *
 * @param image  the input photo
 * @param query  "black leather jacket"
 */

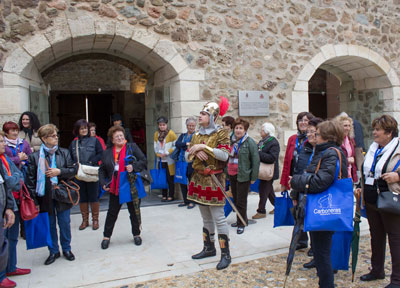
xmin=258 ymin=137 xmax=280 ymax=180
xmin=99 ymin=143 xmax=147 ymax=188
xmin=69 ymin=136 xmax=103 ymax=166
xmin=25 ymin=148 xmax=77 ymax=213
xmin=291 ymin=142 xmax=348 ymax=194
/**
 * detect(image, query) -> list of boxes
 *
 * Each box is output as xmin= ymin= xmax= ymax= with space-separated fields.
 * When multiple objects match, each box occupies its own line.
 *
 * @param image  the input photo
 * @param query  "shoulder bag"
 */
xmin=19 ymin=181 xmax=39 ymax=221
xmin=75 ymin=140 xmax=99 ymax=182
xmin=258 ymin=137 xmax=275 ymax=181
xmin=376 ymin=159 xmax=400 ymax=215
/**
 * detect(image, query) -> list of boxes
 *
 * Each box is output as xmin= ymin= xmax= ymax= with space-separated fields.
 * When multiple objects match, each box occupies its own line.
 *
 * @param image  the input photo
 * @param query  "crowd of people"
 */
xmin=0 ymin=104 xmax=399 ymax=288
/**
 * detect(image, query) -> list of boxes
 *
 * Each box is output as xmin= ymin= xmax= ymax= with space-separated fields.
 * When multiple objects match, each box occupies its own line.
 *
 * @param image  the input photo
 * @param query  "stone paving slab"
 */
xmin=12 ymin=194 xmax=370 ymax=288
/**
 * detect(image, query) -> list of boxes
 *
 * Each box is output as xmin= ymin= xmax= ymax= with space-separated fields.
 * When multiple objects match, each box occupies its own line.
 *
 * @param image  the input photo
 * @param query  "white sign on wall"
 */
xmin=238 ymin=90 xmax=269 ymax=116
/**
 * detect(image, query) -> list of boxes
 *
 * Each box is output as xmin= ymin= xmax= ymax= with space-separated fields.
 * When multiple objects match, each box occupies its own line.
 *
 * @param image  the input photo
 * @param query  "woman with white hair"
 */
xmin=252 ymin=122 xmax=280 ymax=219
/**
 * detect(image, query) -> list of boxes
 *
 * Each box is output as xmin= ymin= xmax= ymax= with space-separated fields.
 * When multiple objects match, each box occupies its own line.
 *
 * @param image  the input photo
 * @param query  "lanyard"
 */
xmin=392 ymin=159 xmax=400 ymax=172
xmin=259 ymin=137 xmax=274 ymax=151
xmin=10 ymin=143 xmax=23 ymax=157
xmin=370 ymin=147 xmax=384 ymax=174
xmin=307 ymin=150 xmax=314 ymax=166
xmin=233 ymin=134 xmax=245 ymax=155
xmin=183 ymin=133 xmax=193 ymax=143
xmin=296 ymin=137 xmax=306 ymax=153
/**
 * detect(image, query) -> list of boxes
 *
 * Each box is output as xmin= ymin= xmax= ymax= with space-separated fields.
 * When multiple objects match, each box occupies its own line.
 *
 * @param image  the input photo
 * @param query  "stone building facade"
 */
xmin=0 ymin=0 xmax=400 ymax=166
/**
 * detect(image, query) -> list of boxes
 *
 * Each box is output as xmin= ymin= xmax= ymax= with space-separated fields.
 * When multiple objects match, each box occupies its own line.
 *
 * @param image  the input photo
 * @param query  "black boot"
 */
xmin=216 ymin=234 xmax=231 ymax=270
xmin=192 ymin=228 xmax=216 ymax=259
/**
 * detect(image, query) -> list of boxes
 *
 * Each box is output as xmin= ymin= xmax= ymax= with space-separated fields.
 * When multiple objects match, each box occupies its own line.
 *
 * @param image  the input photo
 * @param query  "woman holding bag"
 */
xmin=175 ymin=117 xmax=196 ymax=209
xmin=25 ymin=124 xmax=77 ymax=266
xmin=252 ymin=122 xmax=280 ymax=219
xmin=357 ymin=115 xmax=400 ymax=288
xmin=69 ymin=119 xmax=103 ymax=231
xmin=291 ymin=120 xmax=348 ymax=288
xmin=100 ymin=125 xmax=147 ymax=249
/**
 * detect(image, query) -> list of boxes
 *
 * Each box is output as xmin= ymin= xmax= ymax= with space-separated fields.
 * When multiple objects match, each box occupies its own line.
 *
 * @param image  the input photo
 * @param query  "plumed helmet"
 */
xmin=201 ymin=102 xmax=220 ymax=120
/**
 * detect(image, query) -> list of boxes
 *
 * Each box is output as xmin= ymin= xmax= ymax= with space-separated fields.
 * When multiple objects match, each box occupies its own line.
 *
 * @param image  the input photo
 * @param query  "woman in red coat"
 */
xmin=280 ymin=112 xmax=314 ymax=192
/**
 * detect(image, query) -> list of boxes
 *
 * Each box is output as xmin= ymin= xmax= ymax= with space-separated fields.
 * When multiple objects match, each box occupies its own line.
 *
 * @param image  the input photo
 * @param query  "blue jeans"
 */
xmin=0 ymin=211 xmax=20 ymax=281
xmin=48 ymin=203 xmax=71 ymax=254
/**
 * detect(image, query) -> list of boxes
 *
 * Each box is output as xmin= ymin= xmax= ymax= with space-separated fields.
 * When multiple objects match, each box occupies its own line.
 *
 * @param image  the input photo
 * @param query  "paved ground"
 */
xmin=12 ymin=193 xmax=371 ymax=288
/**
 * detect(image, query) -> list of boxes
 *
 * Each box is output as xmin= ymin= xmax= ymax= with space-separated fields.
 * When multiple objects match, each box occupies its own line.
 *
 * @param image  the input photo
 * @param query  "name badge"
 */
xmin=114 ymin=164 xmax=119 ymax=172
xmin=233 ymin=158 xmax=238 ymax=164
xmin=365 ymin=177 xmax=374 ymax=185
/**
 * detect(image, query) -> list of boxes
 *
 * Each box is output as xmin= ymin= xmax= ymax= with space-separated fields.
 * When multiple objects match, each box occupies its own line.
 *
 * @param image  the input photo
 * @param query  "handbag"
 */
xmin=174 ymin=152 xmax=188 ymax=185
xmin=75 ymin=141 xmax=99 ymax=182
xmin=258 ymin=162 xmax=274 ymax=181
xmin=119 ymin=172 xmax=147 ymax=204
xmin=52 ymin=180 xmax=80 ymax=206
xmin=125 ymin=145 xmax=152 ymax=186
xmin=331 ymin=231 xmax=352 ymax=270
xmin=376 ymin=159 xmax=400 ymax=215
xmin=170 ymin=147 xmax=180 ymax=162
xmin=273 ymin=191 xmax=295 ymax=227
xmin=19 ymin=181 xmax=39 ymax=221
xmin=24 ymin=212 xmax=53 ymax=250
xmin=150 ymin=158 xmax=168 ymax=190
xmin=304 ymin=148 xmax=354 ymax=232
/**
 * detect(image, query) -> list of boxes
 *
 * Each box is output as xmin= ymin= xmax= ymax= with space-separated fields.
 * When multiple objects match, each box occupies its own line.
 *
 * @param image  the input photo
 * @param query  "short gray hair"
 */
xmin=186 ymin=117 xmax=197 ymax=125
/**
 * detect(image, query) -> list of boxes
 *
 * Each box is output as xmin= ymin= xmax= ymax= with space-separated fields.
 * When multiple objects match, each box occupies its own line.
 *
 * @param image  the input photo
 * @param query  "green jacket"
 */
xmin=236 ymin=136 xmax=260 ymax=182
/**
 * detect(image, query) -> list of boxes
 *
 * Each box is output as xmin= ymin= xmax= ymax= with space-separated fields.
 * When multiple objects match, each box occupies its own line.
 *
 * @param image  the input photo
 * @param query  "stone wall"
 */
xmin=1 ymin=0 xmax=400 ymax=149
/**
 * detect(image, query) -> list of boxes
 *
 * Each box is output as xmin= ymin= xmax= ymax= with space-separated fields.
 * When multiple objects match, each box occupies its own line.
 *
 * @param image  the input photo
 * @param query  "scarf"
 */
xmin=23 ymin=127 xmax=33 ymax=141
xmin=230 ymin=133 xmax=249 ymax=157
xmin=4 ymin=136 xmax=21 ymax=149
xmin=363 ymin=137 xmax=399 ymax=179
xmin=343 ymin=136 xmax=353 ymax=176
xmin=158 ymin=129 xmax=169 ymax=143
xmin=0 ymin=155 xmax=11 ymax=177
xmin=110 ymin=142 xmax=127 ymax=196
xmin=36 ymin=144 xmax=58 ymax=197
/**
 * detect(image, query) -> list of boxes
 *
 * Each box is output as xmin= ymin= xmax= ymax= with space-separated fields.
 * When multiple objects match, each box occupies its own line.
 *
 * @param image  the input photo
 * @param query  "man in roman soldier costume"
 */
xmin=186 ymin=97 xmax=231 ymax=270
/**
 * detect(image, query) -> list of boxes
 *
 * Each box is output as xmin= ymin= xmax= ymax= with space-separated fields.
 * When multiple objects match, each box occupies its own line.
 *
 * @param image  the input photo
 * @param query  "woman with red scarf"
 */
xmin=99 ymin=126 xmax=147 ymax=249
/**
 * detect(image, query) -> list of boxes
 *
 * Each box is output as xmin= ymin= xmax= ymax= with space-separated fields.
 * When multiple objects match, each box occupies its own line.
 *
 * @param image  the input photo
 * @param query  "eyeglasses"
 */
xmin=315 ymin=133 xmax=321 ymax=137
xmin=48 ymin=134 xmax=59 ymax=139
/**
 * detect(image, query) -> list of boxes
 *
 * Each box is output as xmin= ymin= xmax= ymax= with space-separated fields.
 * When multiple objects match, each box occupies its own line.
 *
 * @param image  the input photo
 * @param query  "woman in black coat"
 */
xmin=99 ymin=125 xmax=147 ymax=249
xmin=25 ymin=124 xmax=77 ymax=266
xmin=252 ymin=122 xmax=280 ymax=219
xmin=69 ymin=119 xmax=103 ymax=231
xmin=291 ymin=120 xmax=348 ymax=288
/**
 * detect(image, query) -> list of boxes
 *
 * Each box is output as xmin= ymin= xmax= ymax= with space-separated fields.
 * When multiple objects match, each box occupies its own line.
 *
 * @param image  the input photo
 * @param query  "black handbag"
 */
xmin=52 ymin=180 xmax=80 ymax=206
xmin=377 ymin=190 xmax=400 ymax=215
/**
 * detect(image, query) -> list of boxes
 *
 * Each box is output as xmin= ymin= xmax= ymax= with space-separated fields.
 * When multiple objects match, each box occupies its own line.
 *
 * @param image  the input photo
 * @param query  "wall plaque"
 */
xmin=238 ymin=90 xmax=269 ymax=116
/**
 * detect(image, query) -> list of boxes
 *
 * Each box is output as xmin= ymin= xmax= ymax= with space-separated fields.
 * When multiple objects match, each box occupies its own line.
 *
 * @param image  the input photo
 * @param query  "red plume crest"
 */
xmin=219 ymin=96 xmax=229 ymax=116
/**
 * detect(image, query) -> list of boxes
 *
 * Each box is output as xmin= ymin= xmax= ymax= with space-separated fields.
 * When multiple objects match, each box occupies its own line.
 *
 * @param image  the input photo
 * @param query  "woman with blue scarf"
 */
xmin=175 ymin=117 xmax=197 ymax=209
xmin=25 ymin=124 xmax=77 ymax=266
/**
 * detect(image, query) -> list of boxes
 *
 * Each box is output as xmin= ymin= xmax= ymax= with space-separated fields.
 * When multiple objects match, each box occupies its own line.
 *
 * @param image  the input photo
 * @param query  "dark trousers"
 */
xmin=366 ymin=203 xmax=400 ymax=285
xmin=230 ymin=175 xmax=250 ymax=227
xmin=48 ymin=204 xmax=72 ymax=254
xmin=298 ymin=231 xmax=309 ymax=247
xmin=103 ymin=193 xmax=141 ymax=238
xmin=0 ymin=211 xmax=20 ymax=281
xmin=257 ymin=179 xmax=275 ymax=214
xmin=161 ymin=162 xmax=175 ymax=198
xmin=76 ymin=179 xmax=99 ymax=203
xmin=310 ymin=231 xmax=334 ymax=288
xmin=180 ymin=166 xmax=194 ymax=204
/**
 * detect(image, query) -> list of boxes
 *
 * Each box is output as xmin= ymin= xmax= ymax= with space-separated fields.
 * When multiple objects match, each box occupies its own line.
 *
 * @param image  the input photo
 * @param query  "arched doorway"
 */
xmin=291 ymin=44 xmax=400 ymax=148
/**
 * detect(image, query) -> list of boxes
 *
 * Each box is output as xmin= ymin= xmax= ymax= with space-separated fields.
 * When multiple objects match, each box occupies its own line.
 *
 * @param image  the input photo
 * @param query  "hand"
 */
xmin=196 ymin=151 xmax=209 ymax=161
xmin=45 ymin=168 xmax=61 ymax=178
xmin=348 ymin=157 xmax=355 ymax=164
xmin=189 ymin=144 xmax=206 ymax=155
xmin=293 ymin=199 xmax=298 ymax=206
xmin=354 ymin=188 xmax=362 ymax=197
xmin=36 ymin=205 xmax=40 ymax=212
xmin=18 ymin=152 xmax=28 ymax=161
xmin=281 ymin=185 xmax=289 ymax=191
xmin=4 ymin=209 xmax=15 ymax=228
xmin=103 ymin=185 xmax=110 ymax=192
xmin=159 ymin=153 xmax=167 ymax=158
xmin=382 ymin=172 xmax=400 ymax=184
xmin=251 ymin=180 xmax=256 ymax=184
xmin=126 ymin=164 xmax=133 ymax=173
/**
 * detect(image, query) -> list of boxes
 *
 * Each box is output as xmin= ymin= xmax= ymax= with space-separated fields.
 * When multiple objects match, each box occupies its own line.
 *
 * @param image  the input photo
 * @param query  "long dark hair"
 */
xmin=18 ymin=111 xmax=41 ymax=132
xmin=73 ymin=119 xmax=89 ymax=137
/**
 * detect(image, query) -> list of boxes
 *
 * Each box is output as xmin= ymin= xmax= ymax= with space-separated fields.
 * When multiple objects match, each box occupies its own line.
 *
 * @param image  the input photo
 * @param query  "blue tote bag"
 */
xmin=304 ymin=149 xmax=354 ymax=232
xmin=250 ymin=179 xmax=260 ymax=192
xmin=119 ymin=171 xmax=147 ymax=204
xmin=150 ymin=159 xmax=168 ymax=190
xmin=174 ymin=152 xmax=188 ymax=185
xmin=331 ymin=231 xmax=352 ymax=270
xmin=274 ymin=191 xmax=295 ymax=227
xmin=24 ymin=212 xmax=52 ymax=250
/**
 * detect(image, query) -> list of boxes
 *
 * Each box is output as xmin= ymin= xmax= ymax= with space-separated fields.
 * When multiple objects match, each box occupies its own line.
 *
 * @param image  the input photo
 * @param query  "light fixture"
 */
xmin=130 ymin=73 xmax=148 ymax=94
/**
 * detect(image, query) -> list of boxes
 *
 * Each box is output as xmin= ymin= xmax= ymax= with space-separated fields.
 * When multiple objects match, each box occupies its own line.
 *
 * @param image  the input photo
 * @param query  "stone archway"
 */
xmin=288 ymin=44 xmax=400 ymax=145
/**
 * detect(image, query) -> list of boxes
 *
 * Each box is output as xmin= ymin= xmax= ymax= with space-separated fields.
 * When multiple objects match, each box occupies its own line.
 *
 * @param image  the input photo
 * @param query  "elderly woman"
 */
xmin=153 ymin=116 xmax=177 ymax=202
xmin=228 ymin=118 xmax=260 ymax=234
xmin=18 ymin=112 xmax=42 ymax=153
xmin=252 ymin=122 xmax=280 ymax=219
xmin=3 ymin=122 xmax=32 ymax=172
xmin=69 ymin=119 xmax=103 ymax=231
xmin=291 ymin=120 xmax=347 ymax=288
xmin=100 ymin=126 xmax=147 ymax=249
xmin=0 ymin=131 xmax=29 ymax=288
xmin=336 ymin=114 xmax=358 ymax=183
xmin=356 ymin=115 xmax=400 ymax=288
xmin=175 ymin=117 xmax=197 ymax=209
xmin=25 ymin=124 xmax=77 ymax=265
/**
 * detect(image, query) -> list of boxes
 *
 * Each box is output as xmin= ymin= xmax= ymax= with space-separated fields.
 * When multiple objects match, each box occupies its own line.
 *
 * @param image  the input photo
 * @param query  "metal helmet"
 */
xmin=201 ymin=102 xmax=220 ymax=121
